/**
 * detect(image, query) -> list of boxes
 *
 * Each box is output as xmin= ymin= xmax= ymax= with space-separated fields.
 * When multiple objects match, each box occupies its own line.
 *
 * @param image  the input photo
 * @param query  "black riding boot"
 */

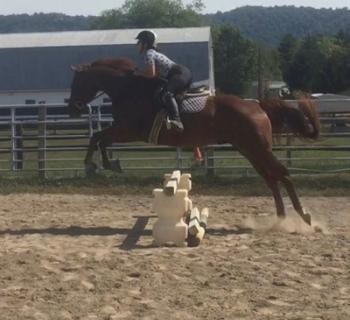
xmin=162 ymin=92 xmax=184 ymax=132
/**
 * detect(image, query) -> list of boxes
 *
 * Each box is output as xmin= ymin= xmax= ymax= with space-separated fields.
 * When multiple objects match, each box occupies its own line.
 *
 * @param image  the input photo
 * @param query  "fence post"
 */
xmin=10 ymin=108 xmax=16 ymax=171
xmin=96 ymin=104 xmax=102 ymax=168
xmin=286 ymin=135 xmax=292 ymax=167
xmin=87 ymin=104 xmax=94 ymax=138
xmin=38 ymin=104 xmax=47 ymax=179
xmin=15 ymin=124 xmax=24 ymax=170
xmin=176 ymin=147 xmax=182 ymax=169
xmin=205 ymin=146 xmax=215 ymax=177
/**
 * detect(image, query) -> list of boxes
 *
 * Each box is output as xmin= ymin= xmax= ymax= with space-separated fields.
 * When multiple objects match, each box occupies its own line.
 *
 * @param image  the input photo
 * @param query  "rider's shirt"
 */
xmin=144 ymin=49 xmax=175 ymax=78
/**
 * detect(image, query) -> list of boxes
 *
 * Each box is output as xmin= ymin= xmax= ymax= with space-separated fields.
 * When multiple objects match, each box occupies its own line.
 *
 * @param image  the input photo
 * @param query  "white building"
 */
xmin=0 ymin=27 xmax=214 ymax=106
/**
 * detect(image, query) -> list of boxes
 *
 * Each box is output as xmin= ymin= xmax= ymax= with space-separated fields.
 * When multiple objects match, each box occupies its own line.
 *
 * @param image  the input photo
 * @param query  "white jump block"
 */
xmin=187 ymin=226 xmax=205 ymax=247
xmin=152 ymin=170 xmax=209 ymax=247
xmin=153 ymin=188 xmax=192 ymax=247
xmin=200 ymin=207 xmax=209 ymax=229
xmin=188 ymin=207 xmax=201 ymax=236
xmin=187 ymin=207 xmax=209 ymax=247
xmin=164 ymin=171 xmax=192 ymax=194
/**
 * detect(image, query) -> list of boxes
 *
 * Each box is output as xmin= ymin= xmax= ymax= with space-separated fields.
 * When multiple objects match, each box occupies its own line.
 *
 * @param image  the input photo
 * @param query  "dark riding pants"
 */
xmin=162 ymin=64 xmax=192 ymax=130
xmin=166 ymin=64 xmax=192 ymax=95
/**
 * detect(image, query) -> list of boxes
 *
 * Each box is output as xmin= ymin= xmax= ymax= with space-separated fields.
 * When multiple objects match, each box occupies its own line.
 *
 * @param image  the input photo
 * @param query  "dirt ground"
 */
xmin=0 ymin=193 xmax=349 ymax=320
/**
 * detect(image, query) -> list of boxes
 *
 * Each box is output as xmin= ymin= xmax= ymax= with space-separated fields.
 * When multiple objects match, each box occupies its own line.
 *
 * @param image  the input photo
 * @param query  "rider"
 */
xmin=135 ymin=30 xmax=192 ymax=132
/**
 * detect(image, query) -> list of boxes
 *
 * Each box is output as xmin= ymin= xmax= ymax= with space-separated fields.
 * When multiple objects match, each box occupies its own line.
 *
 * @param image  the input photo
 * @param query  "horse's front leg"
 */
xmin=98 ymin=127 xmax=122 ymax=173
xmin=84 ymin=130 xmax=105 ymax=175
xmin=85 ymin=126 xmax=123 ymax=175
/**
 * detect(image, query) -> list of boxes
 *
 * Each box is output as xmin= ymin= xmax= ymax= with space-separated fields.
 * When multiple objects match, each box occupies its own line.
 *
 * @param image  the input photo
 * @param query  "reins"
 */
xmin=91 ymin=91 xmax=105 ymax=103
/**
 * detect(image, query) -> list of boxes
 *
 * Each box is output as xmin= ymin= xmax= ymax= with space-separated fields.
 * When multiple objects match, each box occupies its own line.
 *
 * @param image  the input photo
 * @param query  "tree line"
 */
xmin=207 ymin=6 xmax=350 ymax=47
xmin=0 ymin=0 xmax=349 ymax=96
xmin=0 ymin=13 xmax=94 ymax=32
xmin=92 ymin=0 xmax=350 ymax=96
xmin=1 ymin=4 xmax=349 ymax=47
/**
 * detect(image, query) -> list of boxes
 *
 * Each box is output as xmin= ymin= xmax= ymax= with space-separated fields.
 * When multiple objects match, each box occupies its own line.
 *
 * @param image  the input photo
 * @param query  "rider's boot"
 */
xmin=162 ymin=91 xmax=184 ymax=133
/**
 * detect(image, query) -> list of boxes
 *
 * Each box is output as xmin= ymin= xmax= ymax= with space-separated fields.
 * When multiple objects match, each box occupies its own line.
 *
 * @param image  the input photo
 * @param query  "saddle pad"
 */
xmin=148 ymin=93 xmax=211 ymax=144
xmin=181 ymin=93 xmax=210 ymax=114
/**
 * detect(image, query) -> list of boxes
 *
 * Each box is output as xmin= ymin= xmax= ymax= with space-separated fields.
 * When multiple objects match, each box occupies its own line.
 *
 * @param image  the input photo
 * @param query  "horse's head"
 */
xmin=67 ymin=64 xmax=99 ymax=117
xmin=67 ymin=58 xmax=137 ymax=118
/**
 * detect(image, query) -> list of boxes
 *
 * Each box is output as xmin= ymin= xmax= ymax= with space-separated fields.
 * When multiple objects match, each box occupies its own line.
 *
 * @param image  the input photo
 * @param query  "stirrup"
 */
xmin=166 ymin=117 xmax=184 ymax=132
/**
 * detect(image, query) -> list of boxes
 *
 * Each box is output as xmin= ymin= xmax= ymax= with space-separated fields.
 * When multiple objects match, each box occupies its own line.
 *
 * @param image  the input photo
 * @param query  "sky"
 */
xmin=0 ymin=0 xmax=348 ymax=16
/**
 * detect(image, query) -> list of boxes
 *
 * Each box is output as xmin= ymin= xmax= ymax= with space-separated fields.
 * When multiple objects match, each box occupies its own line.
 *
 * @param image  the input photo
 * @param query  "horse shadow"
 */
xmin=0 ymin=215 xmax=253 ymax=251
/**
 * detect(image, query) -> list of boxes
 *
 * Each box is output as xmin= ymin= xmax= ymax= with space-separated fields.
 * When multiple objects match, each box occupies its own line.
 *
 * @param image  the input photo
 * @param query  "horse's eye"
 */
xmin=76 ymin=101 xmax=85 ymax=110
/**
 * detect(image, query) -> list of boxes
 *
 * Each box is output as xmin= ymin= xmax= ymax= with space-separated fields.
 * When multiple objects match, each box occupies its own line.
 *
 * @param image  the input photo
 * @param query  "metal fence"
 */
xmin=0 ymin=101 xmax=350 ymax=178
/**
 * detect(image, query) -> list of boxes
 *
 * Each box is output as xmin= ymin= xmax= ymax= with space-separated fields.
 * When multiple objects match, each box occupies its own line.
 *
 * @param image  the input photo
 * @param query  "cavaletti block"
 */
xmin=152 ymin=171 xmax=209 ymax=247
xmin=152 ymin=171 xmax=192 ymax=246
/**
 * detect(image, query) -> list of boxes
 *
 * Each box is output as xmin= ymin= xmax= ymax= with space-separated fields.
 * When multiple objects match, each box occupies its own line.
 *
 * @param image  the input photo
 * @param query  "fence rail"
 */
xmin=0 ymin=101 xmax=349 ymax=177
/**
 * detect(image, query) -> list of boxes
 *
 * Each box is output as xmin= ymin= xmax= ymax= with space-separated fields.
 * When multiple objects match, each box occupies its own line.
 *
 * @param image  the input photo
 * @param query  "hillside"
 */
xmin=0 ymin=7 xmax=349 ymax=46
xmin=0 ymin=13 xmax=95 ymax=33
xmin=207 ymin=6 xmax=350 ymax=46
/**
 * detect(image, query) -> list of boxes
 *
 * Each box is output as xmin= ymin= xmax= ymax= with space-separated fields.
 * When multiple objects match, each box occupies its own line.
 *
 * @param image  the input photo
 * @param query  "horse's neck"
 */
xmin=127 ymin=76 xmax=160 ymax=96
xmin=88 ymin=69 xmax=161 ymax=116
xmin=90 ymin=69 xmax=124 ymax=98
xmin=111 ymin=76 xmax=160 ymax=101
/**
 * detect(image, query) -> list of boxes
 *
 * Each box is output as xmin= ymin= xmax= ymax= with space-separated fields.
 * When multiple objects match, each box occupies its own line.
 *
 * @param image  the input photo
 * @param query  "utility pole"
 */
xmin=257 ymin=47 xmax=264 ymax=101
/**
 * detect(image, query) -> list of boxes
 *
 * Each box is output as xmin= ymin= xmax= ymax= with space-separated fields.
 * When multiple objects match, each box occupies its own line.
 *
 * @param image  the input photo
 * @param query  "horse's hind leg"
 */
xmin=252 ymin=153 xmax=312 ymax=225
xmin=268 ymin=181 xmax=286 ymax=218
xmin=239 ymin=148 xmax=287 ymax=219
xmin=281 ymin=176 xmax=311 ymax=225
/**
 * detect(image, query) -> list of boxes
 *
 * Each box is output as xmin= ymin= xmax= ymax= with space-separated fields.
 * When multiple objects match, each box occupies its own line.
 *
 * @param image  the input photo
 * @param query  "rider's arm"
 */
xmin=139 ymin=49 xmax=157 ymax=78
xmin=145 ymin=63 xmax=156 ymax=78
xmin=135 ymin=65 xmax=156 ymax=78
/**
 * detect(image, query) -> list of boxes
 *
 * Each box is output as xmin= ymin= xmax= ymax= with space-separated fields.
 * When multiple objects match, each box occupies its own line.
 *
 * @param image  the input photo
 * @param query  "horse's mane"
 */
xmin=91 ymin=58 xmax=136 ymax=73
xmin=82 ymin=58 xmax=164 ymax=101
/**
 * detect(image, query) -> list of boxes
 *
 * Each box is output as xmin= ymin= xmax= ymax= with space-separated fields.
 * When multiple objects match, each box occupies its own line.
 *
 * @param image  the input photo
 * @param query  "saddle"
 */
xmin=181 ymin=91 xmax=211 ymax=114
xmin=154 ymin=85 xmax=211 ymax=113
xmin=148 ymin=86 xmax=211 ymax=144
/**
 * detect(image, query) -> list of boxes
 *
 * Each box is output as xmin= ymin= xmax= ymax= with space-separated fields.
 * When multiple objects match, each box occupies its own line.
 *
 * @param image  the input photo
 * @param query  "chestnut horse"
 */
xmin=67 ymin=58 xmax=320 ymax=226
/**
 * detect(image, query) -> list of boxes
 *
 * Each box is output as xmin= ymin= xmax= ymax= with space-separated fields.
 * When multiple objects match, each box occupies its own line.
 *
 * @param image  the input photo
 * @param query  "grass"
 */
xmin=0 ymin=172 xmax=349 ymax=197
xmin=1 ymin=125 xmax=350 ymax=196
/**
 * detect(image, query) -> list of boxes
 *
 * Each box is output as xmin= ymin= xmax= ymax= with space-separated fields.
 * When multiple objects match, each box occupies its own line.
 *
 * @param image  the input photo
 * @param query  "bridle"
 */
xmin=71 ymin=91 xmax=106 ymax=113
xmin=91 ymin=91 xmax=105 ymax=102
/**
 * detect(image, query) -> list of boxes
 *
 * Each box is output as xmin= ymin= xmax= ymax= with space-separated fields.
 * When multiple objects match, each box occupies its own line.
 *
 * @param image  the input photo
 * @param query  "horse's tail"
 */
xmin=260 ymin=98 xmax=320 ymax=140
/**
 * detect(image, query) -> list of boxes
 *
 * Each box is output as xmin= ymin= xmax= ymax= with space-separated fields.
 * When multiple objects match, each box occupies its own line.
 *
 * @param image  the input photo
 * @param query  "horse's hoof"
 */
xmin=302 ymin=213 xmax=312 ymax=226
xmin=313 ymin=225 xmax=323 ymax=233
xmin=102 ymin=162 xmax=112 ymax=170
xmin=85 ymin=162 xmax=98 ymax=176
xmin=111 ymin=159 xmax=123 ymax=173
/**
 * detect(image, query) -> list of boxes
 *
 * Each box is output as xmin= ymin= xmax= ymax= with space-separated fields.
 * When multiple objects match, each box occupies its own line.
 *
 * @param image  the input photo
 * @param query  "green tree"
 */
xmin=260 ymin=45 xmax=283 ymax=81
xmin=287 ymin=36 xmax=326 ymax=92
xmin=285 ymin=35 xmax=350 ymax=93
xmin=278 ymin=34 xmax=299 ymax=85
xmin=212 ymin=24 xmax=258 ymax=95
xmin=322 ymin=37 xmax=350 ymax=92
xmin=91 ymin=0 xmax=204 ymax=29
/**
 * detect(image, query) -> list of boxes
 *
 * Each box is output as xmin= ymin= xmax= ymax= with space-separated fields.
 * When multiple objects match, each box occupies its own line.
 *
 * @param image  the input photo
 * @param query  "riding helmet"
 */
xmin=135 ymin=30 xmax=157 ymax=48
